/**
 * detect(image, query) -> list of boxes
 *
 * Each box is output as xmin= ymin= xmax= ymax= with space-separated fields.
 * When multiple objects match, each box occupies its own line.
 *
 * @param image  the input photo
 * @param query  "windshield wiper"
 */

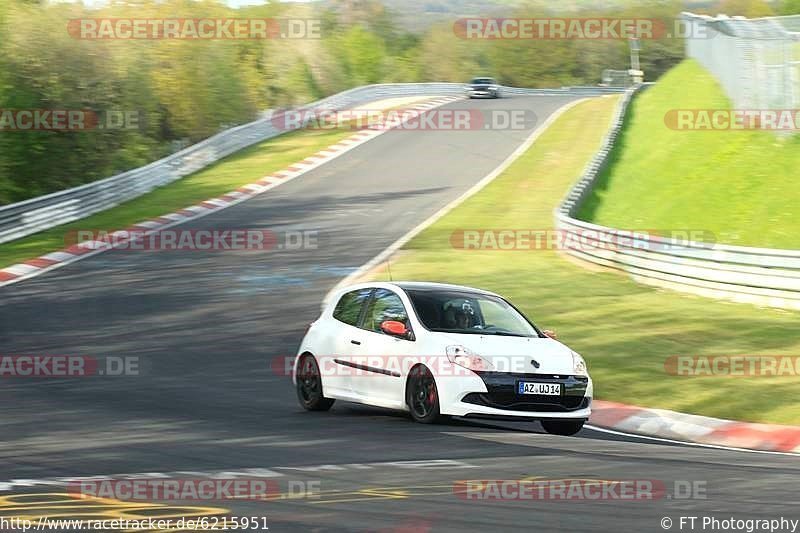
xmin=429 ymin=328 xmax=533 ymax=337
xmin=431 ymin=329 xmax=484 ymax=335
xmin=478 ymin=331 xmax=532 ymax=338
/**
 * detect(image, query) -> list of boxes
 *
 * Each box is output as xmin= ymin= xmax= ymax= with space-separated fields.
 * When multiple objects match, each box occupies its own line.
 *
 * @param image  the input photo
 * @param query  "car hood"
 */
xmin=435 ymin=332 xmax=577 ymax=375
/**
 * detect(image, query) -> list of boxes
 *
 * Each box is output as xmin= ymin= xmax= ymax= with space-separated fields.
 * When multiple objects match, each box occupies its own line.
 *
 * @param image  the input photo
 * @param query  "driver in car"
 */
xmin=444 ymin=301 xmax=479 ymax=330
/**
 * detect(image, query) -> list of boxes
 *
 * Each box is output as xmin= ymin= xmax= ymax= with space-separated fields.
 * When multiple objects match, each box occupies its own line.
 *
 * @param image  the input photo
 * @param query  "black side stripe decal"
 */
xmin=333 ymin=358 xmax=401 ymax=378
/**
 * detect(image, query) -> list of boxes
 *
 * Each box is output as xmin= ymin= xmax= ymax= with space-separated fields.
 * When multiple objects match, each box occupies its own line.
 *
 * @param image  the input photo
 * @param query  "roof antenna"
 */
xmin=386 ymin=260 xmax=393 ymax=282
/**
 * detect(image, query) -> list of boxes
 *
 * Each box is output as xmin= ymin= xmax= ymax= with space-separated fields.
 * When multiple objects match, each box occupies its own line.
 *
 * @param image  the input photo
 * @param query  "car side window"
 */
xmin=332 ymin=289 xmax=372 ymax=326
xmin=363 ymin=289 xmax=410 ymax=334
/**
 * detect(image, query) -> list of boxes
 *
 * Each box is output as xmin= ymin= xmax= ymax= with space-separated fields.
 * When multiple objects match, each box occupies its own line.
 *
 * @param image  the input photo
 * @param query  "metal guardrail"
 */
xmin=0 ymin=82 xmax=624 ymax=245
xmin=554 ymin=85 xmax=800 ymax=310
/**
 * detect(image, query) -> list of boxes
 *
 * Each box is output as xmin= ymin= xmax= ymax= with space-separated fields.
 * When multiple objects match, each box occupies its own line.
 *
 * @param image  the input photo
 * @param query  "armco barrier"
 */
xmin=555 ymin=85 xmax=800 ymax=310
xmin=0 ymin=83 xmax=623 ymax=245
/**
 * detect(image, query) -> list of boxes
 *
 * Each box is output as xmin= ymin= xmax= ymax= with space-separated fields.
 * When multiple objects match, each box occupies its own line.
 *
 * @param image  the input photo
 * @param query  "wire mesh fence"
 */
xmin=683 ymin=11 xmax=800 ymax=111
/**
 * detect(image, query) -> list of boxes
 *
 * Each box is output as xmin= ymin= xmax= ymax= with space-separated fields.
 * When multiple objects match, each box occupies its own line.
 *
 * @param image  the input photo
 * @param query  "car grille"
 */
xmin=462 ymin=392 xmax=589 ymax=412
xmin=463 ymin=372 xmax=589 ymax=413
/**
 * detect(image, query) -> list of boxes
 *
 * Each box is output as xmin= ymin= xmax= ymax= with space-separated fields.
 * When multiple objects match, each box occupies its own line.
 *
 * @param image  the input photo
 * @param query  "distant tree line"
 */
xmin=0 ymin=0 xmax=707 ymax=205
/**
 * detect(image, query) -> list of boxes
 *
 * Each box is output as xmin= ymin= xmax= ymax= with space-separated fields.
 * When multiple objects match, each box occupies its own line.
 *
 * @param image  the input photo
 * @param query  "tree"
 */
xmin=778 ymin=0 xmax=800 ymax=14
xmin=336 ymin=26 xmax=387 ymax=85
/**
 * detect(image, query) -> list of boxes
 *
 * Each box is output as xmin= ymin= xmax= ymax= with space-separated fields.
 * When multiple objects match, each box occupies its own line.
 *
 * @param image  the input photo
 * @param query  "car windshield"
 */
xmin=471 ymin=78 xmax=496 ymax=84
xmin=404 ymin=289 xmax=539 ymax=337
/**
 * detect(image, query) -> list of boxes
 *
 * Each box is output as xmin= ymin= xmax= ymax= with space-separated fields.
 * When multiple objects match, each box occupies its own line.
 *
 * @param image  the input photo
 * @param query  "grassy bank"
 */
xmin=366 ymin=95 xmax=800 ymax=425
xmin=577 ymin=59 xmax=800 ymax=249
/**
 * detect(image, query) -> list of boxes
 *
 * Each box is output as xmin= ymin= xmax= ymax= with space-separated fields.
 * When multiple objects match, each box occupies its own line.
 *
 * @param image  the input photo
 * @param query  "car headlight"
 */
xmin=446 ymin=345 xmax=494 ymax=372
xmin=572 ymin=351 xmax=588 ymax=376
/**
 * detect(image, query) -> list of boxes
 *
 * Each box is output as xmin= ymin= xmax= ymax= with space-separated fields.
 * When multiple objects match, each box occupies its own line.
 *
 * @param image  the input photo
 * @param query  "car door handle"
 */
xmin=350 ymin=340 xmax=361 ymax=345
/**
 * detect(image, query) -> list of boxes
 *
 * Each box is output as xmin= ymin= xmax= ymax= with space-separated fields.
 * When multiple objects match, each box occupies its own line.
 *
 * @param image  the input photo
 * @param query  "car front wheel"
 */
xmin=296 ymin=354 xmax=335 ymax=411
xmin=406 ymin=365 xmax=441 ymax=424
xmin=541 ymin=419 xmax=585 ymax=436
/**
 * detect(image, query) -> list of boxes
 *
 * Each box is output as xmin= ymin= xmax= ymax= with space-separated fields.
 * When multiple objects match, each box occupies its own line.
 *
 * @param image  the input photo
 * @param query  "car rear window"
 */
xmin=332 ymin=289 xmax=372 ymax=326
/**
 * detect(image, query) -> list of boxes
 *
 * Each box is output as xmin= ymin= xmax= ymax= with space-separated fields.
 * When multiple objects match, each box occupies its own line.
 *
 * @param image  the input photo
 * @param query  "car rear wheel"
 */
xmin=406 ymin=365 xmax=441 ymax=424
xmin=296 ymin=354 xmax=335 ymax=411
xmin=541 ymin=419 xmax=585 ymax=436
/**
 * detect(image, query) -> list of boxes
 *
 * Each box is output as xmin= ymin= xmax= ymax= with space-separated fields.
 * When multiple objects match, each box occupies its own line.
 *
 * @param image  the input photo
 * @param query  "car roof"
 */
xmin=322 ymin=281 xmax=503 ymax=313
xmin=334 ymin=281 xmax=501 ymax=298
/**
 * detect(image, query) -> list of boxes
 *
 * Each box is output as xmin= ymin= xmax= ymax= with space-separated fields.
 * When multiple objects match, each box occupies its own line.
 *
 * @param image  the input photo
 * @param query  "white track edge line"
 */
xmin=585 ymin=424 xmax=799 ymax=457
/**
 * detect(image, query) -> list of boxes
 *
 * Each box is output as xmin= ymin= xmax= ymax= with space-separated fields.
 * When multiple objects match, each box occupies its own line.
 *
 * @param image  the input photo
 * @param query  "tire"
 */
xmin=541 ymin=419 xmax=585 ymax=436
xmin=406 ymin=365 xmax=441 ymax=424
xmin=296 ymin=354 xmax=334 ymax=411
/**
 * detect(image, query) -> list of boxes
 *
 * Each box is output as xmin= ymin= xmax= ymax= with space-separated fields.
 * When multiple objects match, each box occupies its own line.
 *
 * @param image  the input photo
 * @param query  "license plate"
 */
xmin=518 ymin=382 xmax=561 ymax=395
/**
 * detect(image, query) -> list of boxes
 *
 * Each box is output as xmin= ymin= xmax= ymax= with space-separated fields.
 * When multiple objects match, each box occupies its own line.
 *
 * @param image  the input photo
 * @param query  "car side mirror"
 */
xmin=381 ymin=320 xmax=409 ymax=338
xmin=543 ymin=329 xmax=558 ymax=339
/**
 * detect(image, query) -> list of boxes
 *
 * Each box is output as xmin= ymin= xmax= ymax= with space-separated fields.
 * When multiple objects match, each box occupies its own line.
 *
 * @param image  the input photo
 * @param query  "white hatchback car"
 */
xmin=293 ymin=282 xmax=592 ymax=435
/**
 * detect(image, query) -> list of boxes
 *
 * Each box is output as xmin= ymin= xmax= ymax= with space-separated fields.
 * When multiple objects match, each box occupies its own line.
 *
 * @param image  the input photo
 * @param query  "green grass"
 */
xmin=578 ymin=59 xmax=800 ymax=249
xmin=0 ymin=127 xmax=354 ymax=268
xmin=366 ymin=95 xmax=800 ymax=425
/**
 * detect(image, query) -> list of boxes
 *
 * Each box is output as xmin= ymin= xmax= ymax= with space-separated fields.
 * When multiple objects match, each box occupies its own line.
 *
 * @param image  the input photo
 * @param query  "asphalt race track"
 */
xmin=1 ymin=95 xmax=798 ymax=532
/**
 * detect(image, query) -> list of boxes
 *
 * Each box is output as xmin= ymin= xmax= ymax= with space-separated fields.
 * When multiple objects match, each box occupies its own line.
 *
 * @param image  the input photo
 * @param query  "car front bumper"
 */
xmin=438 ymin=371 xmax=592 ymax=420
xmin=467 ymin=89 xmax=497 ymax=98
